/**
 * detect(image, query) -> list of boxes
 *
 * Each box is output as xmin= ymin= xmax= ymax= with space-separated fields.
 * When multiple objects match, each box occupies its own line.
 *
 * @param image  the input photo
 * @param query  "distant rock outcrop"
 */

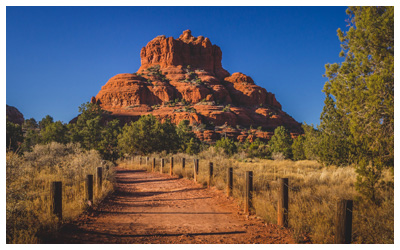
xmin=92 ymin=30 xmax=302 ymax=142
xmin=6 ymin=105 xmax=24 ymax=125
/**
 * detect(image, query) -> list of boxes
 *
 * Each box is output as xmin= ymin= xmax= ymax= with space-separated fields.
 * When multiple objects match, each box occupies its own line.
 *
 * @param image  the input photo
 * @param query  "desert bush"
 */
xmin=6 ymin=142 xmax=115 ymax=243
xmin=215 ymin=137 xmax=237 ymax=156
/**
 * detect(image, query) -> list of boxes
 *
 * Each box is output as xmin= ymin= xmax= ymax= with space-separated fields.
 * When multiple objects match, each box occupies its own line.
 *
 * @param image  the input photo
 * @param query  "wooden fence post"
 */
xmin=139 ymin=157 xmax=142 ymax=166
xmin=182 ymin=158 xmax=185 ymax=169
xmin=51 ymin=181 xmax=62 ymax=220
xmin=86 ymin=175 xmax=94 ymax=206
xmin=208 ymin=162 xmax=213 ymax=188
xmin=227 ymin=167 xmax=233 ymax=197
xmin=152 ymin=158 xmax=155 ymax=172
xmin=194 ymin=159 xmax=199 ymax=182
xmin=277 ymin=178 xmax=289 ymax=227
xmin=244 ymin=171 xmax=253 ymax=214
xmin=335 ymin=200 xmax=353 ymax=244
xmin=160 ymin=158 xmax=164 ymax=174
xmin=170 ymin=157 xmax=174 ymax=176
xmin=97 ymin=167 xmax=103 ymax=194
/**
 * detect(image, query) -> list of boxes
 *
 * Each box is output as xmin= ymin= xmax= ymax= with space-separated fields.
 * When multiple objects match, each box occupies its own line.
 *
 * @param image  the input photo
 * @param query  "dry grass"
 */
xmin=120 ymin=150 xmax=394 ymax=244
xmin=6 ymin=142 xmax=115 ymax=243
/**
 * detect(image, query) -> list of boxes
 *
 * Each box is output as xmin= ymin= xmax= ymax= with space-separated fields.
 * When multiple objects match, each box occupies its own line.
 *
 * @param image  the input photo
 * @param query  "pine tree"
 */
xmin=323 ymin=7 xmax=394 ymax=203
xmin=268 ymin=126 xmax=293 ymax=159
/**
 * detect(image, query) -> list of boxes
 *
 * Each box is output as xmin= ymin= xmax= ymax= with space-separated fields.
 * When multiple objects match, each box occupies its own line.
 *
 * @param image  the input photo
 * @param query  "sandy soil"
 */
xmin=51 ymin=167 xmax=295 ymax=244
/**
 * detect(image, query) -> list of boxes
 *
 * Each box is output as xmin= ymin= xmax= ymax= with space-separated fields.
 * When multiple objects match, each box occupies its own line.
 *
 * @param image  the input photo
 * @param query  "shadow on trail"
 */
xmin=125 ymin=196 xmax=213 ymax=202
xmin=96 ymin=211 xmax=232 ymax=215
xmin=112 ymin=187 xmax=206 ymax=198
xmin=116 ymin=169 xmax=147 ymax=174
xmin=52 ymin=224 xmax=246 ymax=243
xmin=116 ymin=178 xmax=180 ymax=184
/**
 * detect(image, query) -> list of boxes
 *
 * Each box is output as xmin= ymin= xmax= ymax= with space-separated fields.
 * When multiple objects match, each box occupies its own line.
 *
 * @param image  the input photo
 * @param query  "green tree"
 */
xmin=176 ymin=120 xmax=201 ymax=154
xmin=268 ymin=126 xmax=293 ymax=159
xmin=215 ymin=137 xmax=237 ymax=156
xmin=292 ymin=135 xmax=306 ymax=161
xmin=317 ymin=96 xmax=353 ymax=166
xmin=24 ymin=118 xmax=38 ymax=130
xmin=6 ymin=118 xmax=23 ymax=152
xmin=118 ymin=115 xmax=180 ymax=155
xmin=301 ymin=123 xmax=320 ymax=161
xmin=324 ymin=7 xmax=393 ymax=203
xmin=38 ymin=115 xmax=54 ymax=130
xmin=244 ymin=138 xmax=270 ymax=159
xmin=185 ymin=138 xmax=201 ymax=155
xmin=41 ymin=121 xmax=68 ymax=144
xmin=157 ymin=119 xmax=180 ymax=152
xmin=69 ymin=102 xmax=106 ymax=150
xmin=21 ymin=118 xmax=40 ymax=152
xmin=98 ymin=119 xmax=121 ymax=161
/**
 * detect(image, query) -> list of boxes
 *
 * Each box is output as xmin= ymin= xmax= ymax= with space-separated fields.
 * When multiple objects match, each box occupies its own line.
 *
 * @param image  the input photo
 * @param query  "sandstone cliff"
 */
xmin=6 ymin=105 xmax=24 ymax=125
xmin=93 ymin=30 xmax=302 ymax=142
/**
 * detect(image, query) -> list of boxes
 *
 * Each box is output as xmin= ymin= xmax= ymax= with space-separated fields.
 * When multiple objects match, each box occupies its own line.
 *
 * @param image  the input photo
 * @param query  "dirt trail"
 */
xmin=52 ymin=167 xmax=294 ymax=244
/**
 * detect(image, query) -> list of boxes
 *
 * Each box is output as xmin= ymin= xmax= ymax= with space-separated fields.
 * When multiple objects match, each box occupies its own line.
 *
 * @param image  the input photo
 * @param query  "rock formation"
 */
xmin=92 ymin=30 xmax=302 ymax=142
xmin=6 ymin=105 xmax=24 ymax=125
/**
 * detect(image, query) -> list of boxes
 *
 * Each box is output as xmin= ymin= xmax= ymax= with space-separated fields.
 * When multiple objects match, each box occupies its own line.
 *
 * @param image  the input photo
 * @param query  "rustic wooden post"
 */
xmin=208 ymin=162 xmax=213 ymax=188
xmin=194 ymin=159 xmax=199 ymax=182
xmin=139 ymin=157 xmax=142 ymax=166
xmin=244 ymin=171 xmax=253 ymax=214
xmin=160 ymin=158 xmax=164 ymax=173
xmin=278 ymin=178 xmax=289 ymax=227
xmin=227 ymin=167 xmax=233 ymax=197
xmin=152 ymin=158 xmax=155 ymax=172
xmin=335 ymin=200 xmax=353 ymax=244
xmin=86 ymin=175 xmax=94 ymax=206
xmin=97 ymin=167 xmax=103 ymax=194
xmin=51 ymin=181 xmax=62 ymax=220
xmin=182 ymin=158 xmax=185 ymax=169
xmin=170 ymin=157 xmax=174 ymax=176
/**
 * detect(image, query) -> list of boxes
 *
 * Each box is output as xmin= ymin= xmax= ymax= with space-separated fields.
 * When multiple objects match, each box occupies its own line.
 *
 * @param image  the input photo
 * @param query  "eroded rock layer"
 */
xmin=93 ymin=30 xmax=302 ymax=142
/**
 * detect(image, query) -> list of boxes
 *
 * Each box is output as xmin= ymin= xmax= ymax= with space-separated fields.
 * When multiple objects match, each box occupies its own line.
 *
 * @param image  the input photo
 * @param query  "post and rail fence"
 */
xmin=50 ymin=167 xmax=105 ymax=222
xmin=130 ymin=155 xmax=355 ymax=243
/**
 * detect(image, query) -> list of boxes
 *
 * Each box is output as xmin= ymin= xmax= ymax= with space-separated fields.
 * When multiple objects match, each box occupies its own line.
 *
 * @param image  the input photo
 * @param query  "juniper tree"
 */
xmin=323 ymin=7 xmax=394 ymax=203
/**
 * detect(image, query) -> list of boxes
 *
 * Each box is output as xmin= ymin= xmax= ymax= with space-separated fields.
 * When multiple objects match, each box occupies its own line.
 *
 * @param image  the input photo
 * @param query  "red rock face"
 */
xmin=138 ymin=30 xmax=230 ymax=80
xmin=6 ymin=105 xmax=24 ymax=125
xmin=92 ymin=30 xmax=303 ymax=141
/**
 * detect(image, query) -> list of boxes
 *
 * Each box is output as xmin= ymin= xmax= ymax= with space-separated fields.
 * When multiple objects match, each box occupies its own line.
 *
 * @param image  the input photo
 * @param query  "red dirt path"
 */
xmin=52 ymin=167 xmax=294 ymax=244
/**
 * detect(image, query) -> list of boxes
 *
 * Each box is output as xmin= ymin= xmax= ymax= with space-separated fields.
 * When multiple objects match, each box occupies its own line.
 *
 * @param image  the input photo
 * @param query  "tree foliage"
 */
xmin=243 ymin=138 xmax=270 ymax=159
xmin=268 ymin=126 xmax=293 ymax=159
xmin=118 ymin=115 xmax=179 ymax=155
xmin=317 ymin=96 xmax=353 ymax=166
xmin=323 ymin=7 xmax=394 ymax=202
xmin=6 ymin=118 xmax=23 ymax=152
xmin=292 ymin=135 xmax=306 ymax=161
xmin=41 ymin=121 xmax=68 ymax=144
xmin=176 ymin=120 xmax=201 ymax=155
xmin=215 ymin=137 xmax=237 ymax=156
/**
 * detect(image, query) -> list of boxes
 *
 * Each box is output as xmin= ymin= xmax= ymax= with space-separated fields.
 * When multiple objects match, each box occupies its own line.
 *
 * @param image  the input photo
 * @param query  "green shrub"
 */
xmin=215 ymin=137 xmax=237 ymax=156
xmin=268 ymin=126 xmax=293 ymax=159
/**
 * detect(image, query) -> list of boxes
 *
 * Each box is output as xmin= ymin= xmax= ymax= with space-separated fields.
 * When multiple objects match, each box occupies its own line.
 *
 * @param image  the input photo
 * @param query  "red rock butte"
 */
xmin=92 ymin=30 xmax=302 ymax=142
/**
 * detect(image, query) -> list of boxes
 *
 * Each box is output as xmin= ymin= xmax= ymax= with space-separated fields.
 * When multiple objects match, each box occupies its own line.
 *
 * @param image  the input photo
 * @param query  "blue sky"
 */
xmin=6 ymin=6 xmax=348 ymax=125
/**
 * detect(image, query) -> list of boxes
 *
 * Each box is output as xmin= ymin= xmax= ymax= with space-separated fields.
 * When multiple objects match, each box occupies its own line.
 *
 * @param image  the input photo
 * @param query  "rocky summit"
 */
xmin=6 ymin=105 xmax=24 ymax=125
xmin=92 ymin=30 xmax=302 ymax=142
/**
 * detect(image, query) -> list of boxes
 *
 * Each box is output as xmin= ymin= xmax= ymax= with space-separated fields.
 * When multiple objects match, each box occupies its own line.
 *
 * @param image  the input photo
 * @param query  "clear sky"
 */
xmin=6 ymin=6 xmax=348 ymax=126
